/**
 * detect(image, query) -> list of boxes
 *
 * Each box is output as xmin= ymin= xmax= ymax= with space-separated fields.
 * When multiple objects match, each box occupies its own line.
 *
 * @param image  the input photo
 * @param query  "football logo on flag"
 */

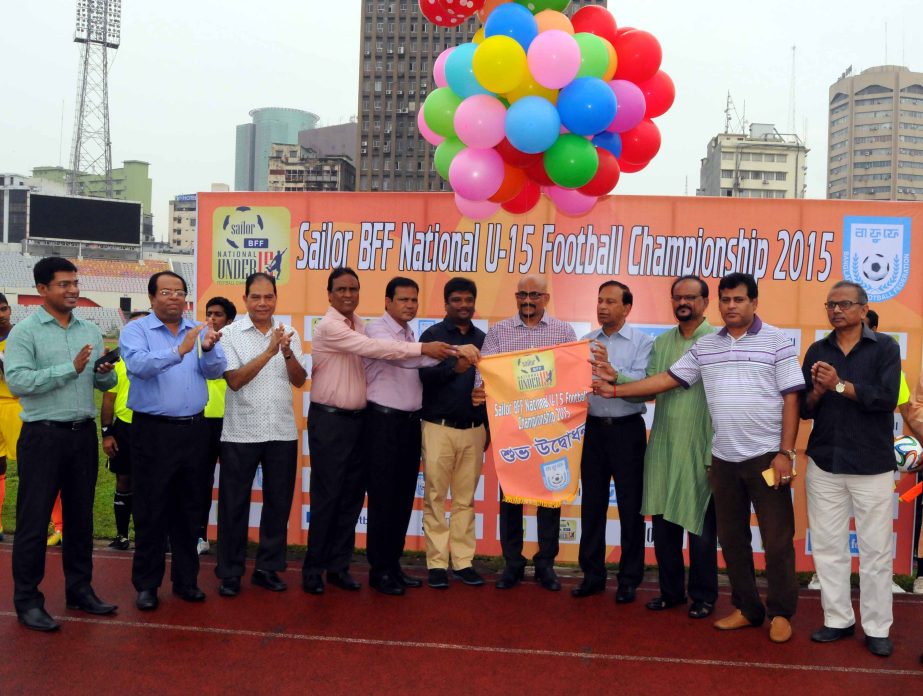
xmin=541 ymin=457 xmax=571 ymax=491
xmin=842 ymin=215 xmax=911 ymax=301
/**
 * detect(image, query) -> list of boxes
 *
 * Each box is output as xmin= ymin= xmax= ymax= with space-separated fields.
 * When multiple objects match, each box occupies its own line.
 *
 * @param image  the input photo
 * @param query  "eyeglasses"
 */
xmin=157 ymin=289 xmax=188 ymax=298
xmin=824 ymin=300 xmax=863 ymax=311
xmin=515 ymin=291 xmax=547 ymax=301
xmin=49 ymin=281 xmax=79 ymax=290
xmin=671 ymin=294 xmax=702 ymax=303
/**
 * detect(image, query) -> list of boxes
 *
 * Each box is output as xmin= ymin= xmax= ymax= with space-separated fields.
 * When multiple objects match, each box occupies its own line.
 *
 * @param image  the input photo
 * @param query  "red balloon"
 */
xmin=524 ymin=158 xmax=555 ymax=187
xmin=578 ymin=148 xmax=621 ymax=196
xmin=434 ymin=0 xmax=482 ymax=21
xmin=617 ymin=158 xmax=649 ymax=173
xmin=613 ymin=29 xmax=662 ymax=83
xmin=619 ymin=119 xmax=661 ymax=164
xmin=570 ymin=6 xmax=618 ymax=46
xmin=637 ymin=70 xmax=675 ymax=119
xmin=489 ymin=163 xmax=528 ymax=203
xmin=496 ymin=138 xmax=542 ymax=169
xmin=419 ymin=0 xmax=458 ymax=26
xmin=502 ymin=179 xmax=541 ymax=214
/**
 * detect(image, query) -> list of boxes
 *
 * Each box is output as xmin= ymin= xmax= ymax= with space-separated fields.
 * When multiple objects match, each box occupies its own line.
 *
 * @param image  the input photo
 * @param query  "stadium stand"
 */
xmin=11 ymin=305 xmax=125 ymax=335
xmin=73 ymin=259 xmax=169 ymax=294
xmin=172 ymin=261 xmax=196 ymax=294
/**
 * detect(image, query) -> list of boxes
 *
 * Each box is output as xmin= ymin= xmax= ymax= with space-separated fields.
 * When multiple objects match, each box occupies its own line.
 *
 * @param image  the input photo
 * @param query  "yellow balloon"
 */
xmin=472 ymin=35 xmax=528 ymax=94
xmin=534 ymin=10 xmax=574 ymax=35
xmin=473 ymin=28 xmax=485 ymax=45
xmin=506 ymin=77 xmax=559 ymax=105
xmin=601 ymin=38 xmax=618 ymax=81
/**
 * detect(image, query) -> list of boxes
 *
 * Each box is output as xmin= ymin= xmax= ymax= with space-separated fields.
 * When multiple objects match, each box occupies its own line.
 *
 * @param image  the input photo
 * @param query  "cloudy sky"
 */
xmin=2 ymin=1 xmax=922 ymax=239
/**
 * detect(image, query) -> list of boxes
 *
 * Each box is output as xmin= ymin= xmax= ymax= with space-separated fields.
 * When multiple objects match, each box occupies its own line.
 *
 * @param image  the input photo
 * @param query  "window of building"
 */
xmin=830 ymin=103 xmax=849 ymax=116
xmin=854 ymin=159 xmax=891 ymax=169
xmin=830 ymin=115 xmax=848 ymax=127
xmin=855 ymin=109 xmax=893 ymax=121
xmin=831 ymin=127 xmax=848 ymax=139
xmin=899 ymin=159 xmax=923 ymax=169
xmin=855 ymin=84 xmax=893 ymax=96
xmin=720 ymin=169 xmax=734 ymax=179
xmin=853 ymin=135 xmax=892 ymax=144
xmin=899 ymin=109 xmax=923 ymax=119
xmin=853 ymin=148 xmax=892 ymax=157
xmin=855 ymin=96 xmax=893 ymax=106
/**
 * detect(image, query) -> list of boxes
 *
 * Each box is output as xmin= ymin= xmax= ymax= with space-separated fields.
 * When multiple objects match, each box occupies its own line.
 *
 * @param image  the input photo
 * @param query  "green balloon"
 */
xmin=424 ymin=88 xmax=463 ymax=138
xmin=514 ymin=0 xmax=570 ymax=12
xmin=574 ymin=33 xmax=608 ymax=79
xmin=434 ymin=138 xmax=465 ymax=180
xmin=544 ymin=134 xmax=598 ymax=189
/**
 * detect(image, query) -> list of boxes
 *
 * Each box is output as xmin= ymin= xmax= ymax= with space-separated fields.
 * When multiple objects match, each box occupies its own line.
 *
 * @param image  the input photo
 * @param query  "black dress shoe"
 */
xmin=252 ymin=569 xmax=287 ymax=592
xmin=452 ymin=566 xmax=486 ymax=586
xmin=645 ymin=595 xmax=686 ymax=611
xmin=327 ymin=570 xmax=361 ymax=591
xmin=66 ymin=588 xmax=117 ymax=615
xmin=571 ymin=580 xmax=606 ymax=598
xmin=394 ymin=569 xmax=423 ymax=588
xmin=136 ymin=589 xmax=159 ymax=611
xmin=615 ymin=586 xmax=636 ymax=604
xmin=172 ymin=585 xmax=206 ymax=602
xmin=534 ymin=567 xmax=561 ymax=592
xmin=302 ymin=573 xmax=325 ymax=595
xmin=427 ymin=569 xmax=449 ymax=589
xmin=495 ymin=567 xmax=525 ymax=590
xmin=811 ymin=625 xmax=855 ymax=643
xmin=218 ymin=577 xmax=241 ymax=597
xmin=370 ymin=573 xmax=405 ymax=596
xmin=865 ymin=635 xmax=893 ymax=657
xmin=17 ymin=606 xmax=60 ymax=632
xmin=688 ymin=601 xmax=715 ymax=619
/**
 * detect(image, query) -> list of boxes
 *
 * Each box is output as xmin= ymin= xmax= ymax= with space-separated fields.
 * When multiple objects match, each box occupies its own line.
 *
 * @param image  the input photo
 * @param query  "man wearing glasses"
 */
xmin=800 ymin=281 xmax=901 ymax=657
xmin=120 ymin=271 xmax=226 ymax=611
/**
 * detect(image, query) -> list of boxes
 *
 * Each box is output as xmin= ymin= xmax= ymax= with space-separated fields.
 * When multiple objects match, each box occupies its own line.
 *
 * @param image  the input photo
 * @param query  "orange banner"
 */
xmin=479 ymin=341 xmax=591 ymax=507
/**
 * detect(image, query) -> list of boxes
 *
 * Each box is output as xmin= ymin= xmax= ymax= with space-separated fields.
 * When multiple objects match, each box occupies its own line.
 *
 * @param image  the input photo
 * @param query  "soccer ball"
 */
xmin=861 ymin=254 xmax=890 ymax=282
xmin=894 ymin=435 xmax=923 ymax=473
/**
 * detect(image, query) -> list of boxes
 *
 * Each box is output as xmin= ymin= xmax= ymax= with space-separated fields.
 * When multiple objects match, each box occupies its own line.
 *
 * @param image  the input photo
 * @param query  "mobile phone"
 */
xmin=762 ymin=466 xmax=797 ymax=486
xmin=93 ymin=348 xmax=120 ymax=371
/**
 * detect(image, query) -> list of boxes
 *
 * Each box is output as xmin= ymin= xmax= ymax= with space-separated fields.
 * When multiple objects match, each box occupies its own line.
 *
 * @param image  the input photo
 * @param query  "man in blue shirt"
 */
xmin=5 ymin=257 xmax=117 ymax=631
xmin=120 ymin=271 xmax=226 ymax=611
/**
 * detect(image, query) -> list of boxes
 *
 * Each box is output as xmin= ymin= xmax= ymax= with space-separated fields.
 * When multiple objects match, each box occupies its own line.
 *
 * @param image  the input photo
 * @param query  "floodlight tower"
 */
xmin=68 ymin=0 xmax=121 ymax=196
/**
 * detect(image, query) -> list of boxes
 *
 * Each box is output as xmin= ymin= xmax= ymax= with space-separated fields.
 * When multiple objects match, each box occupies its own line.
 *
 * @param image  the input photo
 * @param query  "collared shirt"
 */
xmin=419 ymin=317 xmax=487 ymax=424
xmin=583 ymin=323 xmax=653 ymax=418
xmin=311 ymin=306 xmax=423 ymax=411
xmin=221 ymin=314 xmax=305 ymax=442
xmin=669 ymin=315 xmax=805 ymax=463
xmin=107 ymin=358 xmax=134 ymax=424
xmin=120 ymin=313 xmax=227 ymax=417
xmin=0 ymin=334 xmax=17 ymax=400
xmin=5 ymin=306 xmax=116 ymax=421
xmin=801 ymin=326 xmax=900 ymax=475
xmin=363 ymin=313 xmax=437 ymax=412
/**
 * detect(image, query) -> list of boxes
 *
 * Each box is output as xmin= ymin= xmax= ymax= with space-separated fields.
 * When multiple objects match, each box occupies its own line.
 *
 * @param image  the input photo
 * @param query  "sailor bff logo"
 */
xmin=513 ymin=350 xmax=556 ymax=392
xmin=842 ymin=216 xmax=911 ymax=301
xmin=213 ymin=206 xmax=291 ymax=285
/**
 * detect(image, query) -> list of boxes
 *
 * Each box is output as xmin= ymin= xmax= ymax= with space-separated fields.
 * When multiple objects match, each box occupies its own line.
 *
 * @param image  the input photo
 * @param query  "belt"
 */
xmin=30 ymin=419 xmax=94 ymax=431
xmin=135 ymin=411 xmax=204 ymax=424
xmin=587 ymin=413 xmax=643 ymax=426
xmin=311 ymin=403 xmax=365 ymax=417
xmin=423 ymin=417 xmax=484 ymax=430
xmin=367 ymin=402 xmax=421 ymax=419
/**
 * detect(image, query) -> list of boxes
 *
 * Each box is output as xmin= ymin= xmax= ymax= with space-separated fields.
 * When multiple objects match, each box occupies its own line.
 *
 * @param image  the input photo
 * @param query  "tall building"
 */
xmin=697 ymin=124 xmax=809 ymax=198
xmin=235 ymin=107 xmax=319 ymax=191
xmin=168 ymin=184 xmax=230 ymax=252
xmin=267 ymin=144 xmax=356 ymax=193
xmin=355 ymin=1 xmax=605 ymax=193
xmin=827 ymin=65 xmax=923 ymax=201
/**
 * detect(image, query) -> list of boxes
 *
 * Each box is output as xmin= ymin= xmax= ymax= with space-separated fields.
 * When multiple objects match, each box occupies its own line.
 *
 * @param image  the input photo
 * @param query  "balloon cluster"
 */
xmin=418 ymin=0 xmax=674 ymax=219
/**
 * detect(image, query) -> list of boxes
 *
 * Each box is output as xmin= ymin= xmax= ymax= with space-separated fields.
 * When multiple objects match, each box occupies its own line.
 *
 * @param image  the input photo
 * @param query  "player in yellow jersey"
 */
xmin=0 ymin=293 xmax=23 ymax=542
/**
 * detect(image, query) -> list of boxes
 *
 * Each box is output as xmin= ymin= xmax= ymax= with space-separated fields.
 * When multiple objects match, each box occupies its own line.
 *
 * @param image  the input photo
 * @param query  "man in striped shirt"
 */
xmin=593 ymin=273 xmax=804 ymax=644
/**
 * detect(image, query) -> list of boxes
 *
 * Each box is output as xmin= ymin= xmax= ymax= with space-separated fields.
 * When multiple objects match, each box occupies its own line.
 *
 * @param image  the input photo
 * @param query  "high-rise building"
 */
xmin=697 ymin=124 xmax=809 ymax=199
xmin=267 ymin=144 xmax=356 ymax=193
xmin=235 ymin=108 xmax=319 ymax=192
xmin=827 ymin=65 xmax=923 ymax=201
xmin=355 ymin=1 xmax=605 ymax=193
xmin=168 ymin=184 xmax=230 ymax=252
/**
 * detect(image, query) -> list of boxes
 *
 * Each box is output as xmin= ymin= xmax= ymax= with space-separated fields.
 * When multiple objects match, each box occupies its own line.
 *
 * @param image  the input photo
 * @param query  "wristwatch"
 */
xmin=781 ymin=449 xmax=796 ymax=462
xmin=101 ymin=425 xmax=112 ymax=436
xmin=835 ymin=381 xmax=846 ymax=394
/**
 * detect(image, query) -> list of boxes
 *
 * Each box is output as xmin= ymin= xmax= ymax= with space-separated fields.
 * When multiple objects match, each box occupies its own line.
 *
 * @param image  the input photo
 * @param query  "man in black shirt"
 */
xmin=419 ymin=278 xmax=487 ymax=589
xmin=801 ymin=280 xmax=900 ymax=657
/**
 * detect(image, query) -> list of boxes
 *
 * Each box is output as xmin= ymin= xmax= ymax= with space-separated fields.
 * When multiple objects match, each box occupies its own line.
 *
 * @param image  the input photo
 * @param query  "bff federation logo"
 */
xmin=842 ymin=216 xmax=911 ymax=301
xmin=513 ymin=350 xmax=556 ymax=392
xmin=541 ymin=457 xmax=571 ymax=491
xmin=213 ymin=206 xmax=291 ymax=285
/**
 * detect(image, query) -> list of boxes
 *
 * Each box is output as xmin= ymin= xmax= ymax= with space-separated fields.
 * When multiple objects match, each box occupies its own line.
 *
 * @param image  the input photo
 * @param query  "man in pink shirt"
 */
xmin=302 ymin=268 xmax=456 ymax=595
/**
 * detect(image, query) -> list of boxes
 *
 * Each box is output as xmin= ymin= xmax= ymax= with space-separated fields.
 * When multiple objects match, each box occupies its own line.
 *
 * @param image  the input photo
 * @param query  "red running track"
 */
xmin=0 ymin=545 xmax=921 ymax=695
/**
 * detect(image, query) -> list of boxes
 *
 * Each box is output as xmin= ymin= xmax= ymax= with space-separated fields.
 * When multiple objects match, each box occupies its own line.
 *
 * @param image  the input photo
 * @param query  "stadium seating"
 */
xmin=73 ymin=259 xmax=170 ymax=294
xmin=10 ymin=305 xmax=125 ymax=335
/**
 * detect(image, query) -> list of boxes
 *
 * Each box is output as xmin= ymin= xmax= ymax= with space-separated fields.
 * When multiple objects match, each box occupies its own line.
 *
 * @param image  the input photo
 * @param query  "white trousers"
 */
xmin=806 ymin=458 xmax=893 ymax=637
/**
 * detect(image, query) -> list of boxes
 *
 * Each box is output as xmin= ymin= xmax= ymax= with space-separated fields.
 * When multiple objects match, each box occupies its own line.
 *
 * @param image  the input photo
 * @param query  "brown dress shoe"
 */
xmin=713 ymin=609 xmax=755 ymax=630
xmin=769 ymin=617 xmax=793 ymax=643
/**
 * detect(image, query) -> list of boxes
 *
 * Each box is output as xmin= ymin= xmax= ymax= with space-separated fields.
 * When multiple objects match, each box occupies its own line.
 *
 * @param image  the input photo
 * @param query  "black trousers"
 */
xmin=578 ymin=414 xmax=647 ymax=588
xmin=651 ymin=498 xmax=718 ymax=604
xmin=130 ymin=413 xmax=209 ymax=592
xmin=196 ymin=417 xmax=223 ymax=539
xmin=12 ymin=421 xmax=98 ymax=612
xmin=499 ymin=493 xmax=560 ymax=572
xmin=302 ymin=405 xmax=366 ymax=577
xmin=216 ymin=439 xmax=297 ymax=579
xmin=363 ymin=407 xmax=421 ymax=578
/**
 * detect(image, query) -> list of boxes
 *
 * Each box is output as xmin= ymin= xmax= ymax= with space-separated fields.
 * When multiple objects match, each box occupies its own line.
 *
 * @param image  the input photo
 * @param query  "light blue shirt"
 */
xmin=120 ymin=313 xmax=227 ymax=417
xmin=583 ymin=324 xmax=653 ymax=418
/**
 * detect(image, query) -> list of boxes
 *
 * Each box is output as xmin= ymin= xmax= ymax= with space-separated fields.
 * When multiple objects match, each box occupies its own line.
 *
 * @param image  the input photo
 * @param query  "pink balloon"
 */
xmin=433 ymin=47 xmax=455 ymax=89
xmin=455 ymin=193 xmax=501 ymax=220
xmin=453 ymin=94 xmax=507 ymax=149
xmin=449 ymin=147 xmax=505 ymax=201
xmin=527 ymin=30 xmax=581 ymax=89
xmin=417 ymin=108 xmax=445 ymax=146
xmin=607 ymin=79 xmax=646 ymax=133
xmin=543 ymin=185 xmax=598 ymax=216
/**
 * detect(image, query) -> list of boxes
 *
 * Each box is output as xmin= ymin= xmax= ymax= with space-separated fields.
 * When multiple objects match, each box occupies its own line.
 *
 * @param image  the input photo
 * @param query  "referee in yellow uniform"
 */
xmin=0 ymin=293 xmax=23 ymax=541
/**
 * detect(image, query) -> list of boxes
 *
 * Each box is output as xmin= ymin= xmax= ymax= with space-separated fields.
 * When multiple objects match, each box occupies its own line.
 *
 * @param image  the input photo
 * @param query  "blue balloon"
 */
xmin=445 ymin=43 xmax=493 ymax=99
xmin=557 ymin=77 xmax=617 ymax=136
xmin=484 ymin=3 xmax=538 ymax=51
xmin=592 ymin=131 xmax=623 ymax=158
xmin=505 ymin=96 xmax=561 ymax=154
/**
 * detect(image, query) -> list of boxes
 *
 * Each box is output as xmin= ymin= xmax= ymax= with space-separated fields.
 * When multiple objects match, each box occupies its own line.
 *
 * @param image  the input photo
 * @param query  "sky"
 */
xmin=2 ymin=0 xmax=923 ymax=241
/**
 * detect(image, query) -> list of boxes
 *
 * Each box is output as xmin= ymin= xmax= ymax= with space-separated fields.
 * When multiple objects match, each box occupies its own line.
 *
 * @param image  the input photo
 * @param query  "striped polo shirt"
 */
xmin=668 ymin=316 xmax=805 ymax=463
